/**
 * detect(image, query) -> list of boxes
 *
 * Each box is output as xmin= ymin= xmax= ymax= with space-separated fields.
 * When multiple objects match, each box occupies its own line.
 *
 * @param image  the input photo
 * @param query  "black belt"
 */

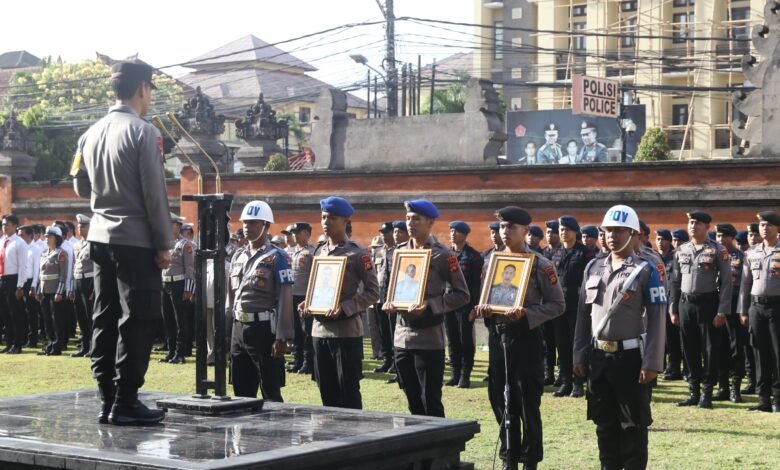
xmin=751 ymin=295 xmax=780 ymax=306
xmin=681 ymin=292 xmax=718 ymax=303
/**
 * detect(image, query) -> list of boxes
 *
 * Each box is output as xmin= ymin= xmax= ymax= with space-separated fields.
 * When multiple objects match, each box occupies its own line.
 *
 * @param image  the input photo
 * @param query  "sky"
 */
xmin=1 ymin=0 xmax=476 ymax=89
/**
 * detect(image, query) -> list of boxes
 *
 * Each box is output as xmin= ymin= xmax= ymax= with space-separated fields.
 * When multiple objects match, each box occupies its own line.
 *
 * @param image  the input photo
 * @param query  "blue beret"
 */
xmin=558 ymin=215 xmax=579 ymax=232
xmin=655 ymin=229 xmax=672 ymax=241
xmin=545 ymin=220 xmax=559 ymax=231
xmin=320 ymin=196 xmax=354 ymax=217
xmin=489 ymin=221 xmax=500 ymax=231
xmin=392 ymin=220 xmax=407 ymax=231
xmin=529 ymin=225 xmax=544 ymax=238
xmin=404 ymin=199 xmax=440 ymax=218
xmin=581 ymin=225 xmax=599 ymax=238
xmin=671 ymin=228 xmax=689 ymax=242
xmin=449 ymin=220 xmax=471 ymax=234
xmin=735 ymin=230 xmax=748 ymax=244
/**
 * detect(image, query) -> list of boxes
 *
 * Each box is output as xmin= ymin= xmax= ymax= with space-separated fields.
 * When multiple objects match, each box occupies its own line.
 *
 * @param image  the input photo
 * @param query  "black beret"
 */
xmin=747 ymin=223 xmax=759 ymax=233
xmin=545 ymin=219 xmax=559 ymax=231
xmin=558 ymin=215 xmax=580 ymax=232
xmin=529 ymin=225 xmax=544 ymax=238
xmin=581 ymin=225 xmax=599 ymax=238
xmin=757 ymin=211 xmax=780 ymax=226
xmin=111 ymin=61 xmax=156 ymax=89
xmin=489 ymin=221 xmax=500 ymax=231
xmin=671 ymin=228 xmax=689 ymax=241
xmin=687 ymin=210 xmax=712 ymax=224
xmin=735 ymin=230 xmax=748 ymax=244
xmin=655 ymin=229 xmax=672 ymax=241
xmin=449 ymin=220 xmax=471 ymax=234
xmin=379 ymin=222 xmax=394 ymax=234
xmin=715 ymin=223 xmax=737 ymax=237
xmin=496 ymin=206 xmax=532 ymax=226
xmin=638 ymin=220 xmax=650 ymax=236
xmin=291 ymin=222 xmax=312 ymax=233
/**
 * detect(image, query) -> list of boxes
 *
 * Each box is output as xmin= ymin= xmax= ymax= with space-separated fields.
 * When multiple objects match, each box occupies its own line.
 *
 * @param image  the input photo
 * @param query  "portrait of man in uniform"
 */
xmin=393 ymin=263 xmax=421 ymax=303
xmin=480 ymin=252 xmax=535 ymax=313
xmin=306 ymin=257 xmax=346 ymax=313
xmin=488 ymin=263 xmax=519 ymax=307
xmin=387 ymin=249 xmax=432 ymax=310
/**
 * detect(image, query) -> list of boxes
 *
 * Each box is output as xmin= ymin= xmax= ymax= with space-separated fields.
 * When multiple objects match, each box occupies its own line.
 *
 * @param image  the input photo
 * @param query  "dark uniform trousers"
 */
xmin=444 ymin=306 xmax=475 ymax=372
xmin=313 ymin=336 xmax=363 ymax=409
xmin=231 ymin=319 xmax=283 ymax=401
xmin=665 ymin=314 xmax=683 ymax=373
xmin=23 ymin=279 xmax=39 ymax=345
xmin=679 ymin=294 xmax=722 ymax=387
xmin=90 ymin=242 xmax=161 ymax=395
xmin=587 ymin=348 xmax=651 ymax=470
xmin=375 ymin=303 xmax=394 ymax=363
xmin=40 ymin=294 xmax=66 ymax=352
xmin=553 ymin=289 xmax=579 ymax=380
xmin=395 ymin=347 xmax=445 ymax=417
xmin=487 ymin=323 xmax=544 ymax=465
xmin=74 ymin=278 xmax=94 ymax=351
xmin=0 ymin=274 xmax=26 ymax=348
xmin=543 ymin=322 xmax=556 ymax=377
xmin=291 ymin=295 xmax=306 ymax=366
xmin=161 ymin=280 xmax=188 ymax=357
xmin=718 ymin=294 xmax=745 ymax=384
xmin=748 ymin=300 xmax=780 ymax=400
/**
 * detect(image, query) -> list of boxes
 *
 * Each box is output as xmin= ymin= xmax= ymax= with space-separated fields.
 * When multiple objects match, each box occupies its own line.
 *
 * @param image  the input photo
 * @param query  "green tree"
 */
xmin=264 ymin=154 xmax=290 ymax=171
xmin=634 ymin=127 xmax=671 ymax=162
xmin=421 ymin=73 xmax=470 ymax=114
xmin=276 ymin=112 xmax=307 ymax=150
xmin=2 ymin=58 xmax=182 ymax=180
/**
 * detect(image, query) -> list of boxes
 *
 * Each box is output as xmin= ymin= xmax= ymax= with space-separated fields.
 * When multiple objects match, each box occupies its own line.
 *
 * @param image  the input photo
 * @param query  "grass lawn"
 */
xmin=1 ymin=342 xmax=778 ymax=469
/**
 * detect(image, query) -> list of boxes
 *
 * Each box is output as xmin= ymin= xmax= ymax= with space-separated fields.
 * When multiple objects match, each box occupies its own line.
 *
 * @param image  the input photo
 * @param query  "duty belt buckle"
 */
xmin=598 ymin=340 xmax=617 ymax=353
xmin=236 ymin=310 xmax=251 ymax=323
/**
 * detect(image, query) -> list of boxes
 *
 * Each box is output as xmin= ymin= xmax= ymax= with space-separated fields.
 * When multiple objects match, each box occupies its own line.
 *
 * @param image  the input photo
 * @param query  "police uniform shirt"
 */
xmin=574 ymin=254 xmax=668 ymax=371
xmin=578 ymin=142 xmax=608 ymax=163
xmin=393 ymin=237 xmax=470 ymax=350
xmin=737 ymin=239 xmax=780 ymax=315
xmin=59 ymin=241 xmax=74 ymax=293
xmin=291 ymin=243 xmax=316 ymax=297
xmin=162 ymin=236 xmax=196 ymax=292
xmin=543 ymin=243 xmax=565 ymax=267
xmin=482 ymin=245 xmax=505 ymax=262
xmin=26 ymin=240 xmax=44 ymax=283
xmin=311 ymin=239 xmax=379 ymax=339
xmin=537 ymin=143 xmax=563 ymax=164
xmin=73 ymin=239 xmax=94 ymax=278
xmin=639 ymin=245 xmax=668 ymax=290
xmin=669 ymin=239 xmax=732 ymax=315
xmin=488 ymin=283 xmax=518 ymax=307
xmin=373 ymin=244 xmax=393 ymax=301
xmin=73 ymin=104 xmax=174 ymax=252
xmin=488 ymin=247 xmax=565 ymax=330
xmin=557 ymin=242 xmax=596 ymax=296
xmin=38 ymin=248 xmax=68 ymax=295
xmin=728 ymin=246 xmax=744 ymax=292
xmin=455 ymin=242 xmax=484 ymax=309
xmin=228 ymin=240 xmax=295 ymax=340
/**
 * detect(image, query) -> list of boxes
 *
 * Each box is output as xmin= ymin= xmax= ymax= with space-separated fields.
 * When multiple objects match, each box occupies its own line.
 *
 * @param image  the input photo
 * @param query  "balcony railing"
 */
xmin=555 ymin=55 xmax=586 ymax=80
xmin=604 ymin=49 xmax=637 ymax=77
xmin=715 ymin=42 xmax=751 ymax=70
xmin=662 ymin=47 xmax=696 ymax=73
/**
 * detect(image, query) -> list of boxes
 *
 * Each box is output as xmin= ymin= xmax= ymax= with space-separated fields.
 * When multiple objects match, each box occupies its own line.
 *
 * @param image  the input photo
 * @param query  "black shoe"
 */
xmin=678 ymin=384 xmax=700 ymax=407
xmin=297 ymin=364 xmax=312 ymax=374
xmin=7 ymin=345 xmax=22 ymax=354
xmin=47 ymin=350 xmax=62 ymax=356
xmin=747 ymin=402 xmax=772 ymax=412
xmin=553 ymin=375 xmax=563 ymax=387
xmin=570 ymin=384 xmax=584 ymax=398
xmin=713 ymin=387 xmax=729 ymax=401
xmin=698 ymin=393 xmax=713 ymax=409
xmin=730 ymin=379 xmax=743 ymax=403
xmin=98 ymin=383 xmax=115 ymax=424
xmin=523 ymin=462 xmax=538 ymax=470
xmin=23 ymin=341 xmax=37 ymax=349
xmin=385 ymin=376 xmax=398 ymax=384
xmin=445 ymin=373 xmax=461 ymax=387
xmin=482 ymin=376 xmax=489 ymax=382
xmin=457 ymin=374 xmax=471 ymax=389
xmin=168 ymin=355 xmax=186 ymax=364
xmin=664 ymin=370 xmax=683 ymax=381
xmin=71 ymin=350 xmax=88 ymax=358
xmin=109 ymin=400 xmax=165 ymax=425
xmin=373 ymin=360 xmax=392 ymax=373
xmin=741 ymin=380 xmax=756 ymax=395
xmin=387 ymin=365 xmax=397 ymax=374
xmin=553 ymin=382 xmax=572 ymax=397
xmin=502 ymin=459 xmax=518 ymax=470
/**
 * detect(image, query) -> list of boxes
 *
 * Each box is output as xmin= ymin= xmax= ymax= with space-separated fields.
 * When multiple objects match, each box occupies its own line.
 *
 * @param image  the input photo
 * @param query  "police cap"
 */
xmin=45 ymin=225 xmax=62 ymax=238
xmin=404 ymin=199 xmax=440 ymax=219
xmin=449 ymin=220 xmax=471 ymax=234
xmin=655 ymin=229 xmax=672 ymax=241
xmin=735 ymin=230 xmax=748 ymax=245
xmin=291 ymin=222 xmax=312 ymax=233
xmin=111 ymin=61 xmax=156 ymax=89
xmin=757 ymin=211 xmax=780 ymax=226
xmin=281 ymin=224 xmax=294 ymax=235
xmin=379 ymin=222 xmax=394 ymax=234
xmin=320 ymin=196 xmax=354 ymax=218
xmin=545 ymin=219 xmax=559 ymax=231
xmin=558 ymin=215 xmax=579 ymax=232
xmin=671 ymin=228 xmax=689 ymax=242
xmin=581 ymin=121 xmax=597 ymax=132
xmin=496 ymin=206 xmax=532 ymax=226
xmin=392 ymin=220 xmax=407 ymax=231
xmin=181 ymin=224 xmax=193 ymax=232
xmin=715 ymin=223 xmax=737 ymax=237
xmin=529 ymin=225 xmax=544 ymax=238
xmin=686 ymin=210 xmax=712 ymax=224
xmin=581 ymin=225 xmax=599 ymax=238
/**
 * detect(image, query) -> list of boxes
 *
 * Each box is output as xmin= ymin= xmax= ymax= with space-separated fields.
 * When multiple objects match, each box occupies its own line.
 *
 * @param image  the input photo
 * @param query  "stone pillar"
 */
xmin=233 ymin=94 xmax=285 ymax=171
xmin=170 ymin=87 xmax=229 ymax=176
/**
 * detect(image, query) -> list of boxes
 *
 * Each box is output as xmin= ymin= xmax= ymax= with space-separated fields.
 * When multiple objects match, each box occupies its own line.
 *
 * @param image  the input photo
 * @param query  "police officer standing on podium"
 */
xmin=73 ymin=60 xmax=171 ymax=425
xmin=739 ymin=211 xmax=780 ymax=412
xmin=669 ymin=211 xmax=731 ymax=409
xmin=471 ymin=206 xmax=564 ymax=470
xmin=574 ymin=205 xmax=666 ymax=470
xmin=300 ymin=197 xmax=379 ymax=409
xmin=228 ymin=201 xmax=295 ymax=401
xmin=70 ymin=214 xmax=94 ymax=358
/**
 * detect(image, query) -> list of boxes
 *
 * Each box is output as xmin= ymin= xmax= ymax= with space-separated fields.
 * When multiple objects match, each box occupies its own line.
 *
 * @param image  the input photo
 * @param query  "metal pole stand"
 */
xmin=499 ymin=325 xmax=516 ymax=470
xmin=157 ymin=193 xmax=264 ymax=416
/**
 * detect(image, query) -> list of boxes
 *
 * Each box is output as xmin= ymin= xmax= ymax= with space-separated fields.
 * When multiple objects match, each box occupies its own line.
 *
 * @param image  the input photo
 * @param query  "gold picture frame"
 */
xmin=479 ymin=252 xmax=535 ymax=314
xmin=386 ymin=249 xmax=432 ymax=311
xmin=305 ymin=256 xmax=347 ymax=314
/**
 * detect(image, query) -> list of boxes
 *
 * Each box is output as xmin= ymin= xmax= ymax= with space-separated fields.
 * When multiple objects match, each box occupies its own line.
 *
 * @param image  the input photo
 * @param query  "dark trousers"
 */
xmin=375 ymin=304 xmax=394 ymax=362
xmin=23 ymin=279 xmax=39 ymax=345
xmin=313 ymin=336 xmax=363 ymax=409
xmin=743 ymin=324 xmax=757 ymax=383
xmin=396 ymin=347 xmax=445 ymax=417
xmin=65 ymin=295 xmax=77 ymax=340
xmin=679 ymin=295 xmax=721 ymax=387
xmin=161 ymin=280 xmax=188 ymax=357
xmin=291 ymin=295 xmax=306 ymax=366
xmin=665 ymin=314 xmax=683 ymax=373
xmin=748 ymin=302 xmax=780 ymax=399
xmin=553 ymin=300 xmax=578 ymax=381
xmin=90 ymin=242 xmax=161 ymax=394
xmin=488 ymin=324 xmax=545 ymax=465
xmin=184 ymin=298 xmax=195 ymax=355
xmin=74 ymin=278 xmax=94 ymax=352
xmin=587 ymin=349 xmax=651 ymax=470
xmin=543 ymin=321 xmax=556 ymax=375
xmin=718 ymin=306 xmax=746 ymax=384
xmin=231 ymin=319 xmax=282 ymax=401
xmin=40 ymin=293 xmax=66 ymax=352
xmin=444 ymin=307 xmax=475 ymax=372
xmin=0 ymin=274 xmax=26 ymax=348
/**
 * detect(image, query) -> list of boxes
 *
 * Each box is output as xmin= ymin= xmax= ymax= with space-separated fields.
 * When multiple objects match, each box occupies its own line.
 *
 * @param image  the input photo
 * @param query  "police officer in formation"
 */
xmin=542 ymin=220 xmax=562 ymax=385
xmin=383 ymin=200 xmax=469 ymax=417
xmin=526 ymin=225 xmax=544 ymax=256
xmin=228 ymin=201 xmax=295 ymax=401
xmin=288 ymin=222 xmax=315 ymax=374
xmin=483 ymin=221 xmax=505 ymax=261
xmin=35 ymin=226 xmax=69 ymax=356
xmin=471 ymin=206 xmax=565 ymax=470
xmin=159 ymin=213 xmax=195 ymax=364
xmin=656 ymin=229 xmax=683 ymax=380
xmin=371 ymin=222 xmax=395 ymax=374
xmin=70 ymin=214 xmax=94 ymax=358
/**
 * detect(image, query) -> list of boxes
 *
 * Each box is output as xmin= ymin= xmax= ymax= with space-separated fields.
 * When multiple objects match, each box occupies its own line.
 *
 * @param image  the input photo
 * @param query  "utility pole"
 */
xmin=384 ymin=0 xmax=398 ymax=117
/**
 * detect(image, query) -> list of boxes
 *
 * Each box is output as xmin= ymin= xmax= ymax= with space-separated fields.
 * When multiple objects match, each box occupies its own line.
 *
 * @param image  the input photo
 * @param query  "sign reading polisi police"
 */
xmin=572 ymin=74 xmax=620 ymax=118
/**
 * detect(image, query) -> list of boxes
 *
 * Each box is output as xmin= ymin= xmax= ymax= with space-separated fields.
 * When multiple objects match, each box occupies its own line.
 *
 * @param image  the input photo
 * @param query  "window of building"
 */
xmin=621 ymin=1 xmax=637 ymax=12
xmin=672 ymin=104 xmax=689 ymax=125
xmin=299 ymin=107 xmax=311 ymax=124
xmin=672 ymin=13 xmax=694 ymax=43
xmin=730 ymin=7 xmax=751 ymax=40
xmin=621 ymin=17 xmax=637 ymax=48
xmin=572 ymin=4 xmax=587 ymax=17
xmin=573 ymin=22 xmax=587 ymax=50
xmin=673 ymin=0 xmax=694 ymax=7
xmin=494 ymin=21 xmax=504 ymax=60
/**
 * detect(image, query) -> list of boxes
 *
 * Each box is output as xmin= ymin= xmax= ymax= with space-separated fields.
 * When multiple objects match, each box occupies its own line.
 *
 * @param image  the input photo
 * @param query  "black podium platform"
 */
xmin=0 ymin=390 xmax=479 ymax=469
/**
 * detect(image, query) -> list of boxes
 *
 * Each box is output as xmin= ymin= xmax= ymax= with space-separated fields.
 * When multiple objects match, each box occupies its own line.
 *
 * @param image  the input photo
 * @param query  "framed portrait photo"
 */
xmin=386 ymin=249 xmax=432 ymax=311
xmin=479 ymin=252 xmax=535 ymax=314
xmin=305 ymin=256 xmax=347 ymax=314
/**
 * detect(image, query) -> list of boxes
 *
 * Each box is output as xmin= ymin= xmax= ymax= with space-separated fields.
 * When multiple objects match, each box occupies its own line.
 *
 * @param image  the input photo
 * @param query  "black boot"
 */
xmin=677 ymin=383 xmax=700 ymax=406
xmin=458 ymin=368 xmax=471 ymax=389
xmin=698 ymin=385 xmax=713 ymax=409
xmin=772 ymin=397 xmax=780 ymax=413
xmin=747 ymin=396 xmax=772 ymax=412
xmin=553 ymin=380 xmax=573 ymax=397
xmin=445 ymin=368 xmax=461 ymax=387
xmin=730 ymin=378 xmax=743 ymax=403
xmin=109 ymin=389 xmax=165 ymax=425
xmin=741 ymin=377 xmax=756 ymax=395
xmin=714 ymin=383 xmax=729 ymax=401
xmin=373 ymin=359 xmax=393 ymax=373
xmin=97 ymin=382 xmax=115 ymax=424
xmin=570 ymin=377 xmax=585 ymax=398
xmin=544 ymin=368 xmax=554 ymax=386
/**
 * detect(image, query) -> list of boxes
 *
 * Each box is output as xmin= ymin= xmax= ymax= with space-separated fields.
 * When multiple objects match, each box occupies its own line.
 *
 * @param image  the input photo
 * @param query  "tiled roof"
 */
xmin=185 ymin=35 xmax=316 ymax=72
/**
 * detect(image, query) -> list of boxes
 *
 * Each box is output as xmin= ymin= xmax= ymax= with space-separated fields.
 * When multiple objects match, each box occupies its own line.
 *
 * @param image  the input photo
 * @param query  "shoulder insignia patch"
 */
xmin=656 ymin=262 xmax=666 ymax=284
xmin=361 ymin=253 xmax=373 ymax=271
xmin=720 ymin=247 xmax=729 ymax=262
xmin=447 ymin=255 xmax=459 ymax=273
xmin=542 ymin=264 xmax=558 ymax=285
xmin=58 ymin=251 xmax=67 ymax=263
